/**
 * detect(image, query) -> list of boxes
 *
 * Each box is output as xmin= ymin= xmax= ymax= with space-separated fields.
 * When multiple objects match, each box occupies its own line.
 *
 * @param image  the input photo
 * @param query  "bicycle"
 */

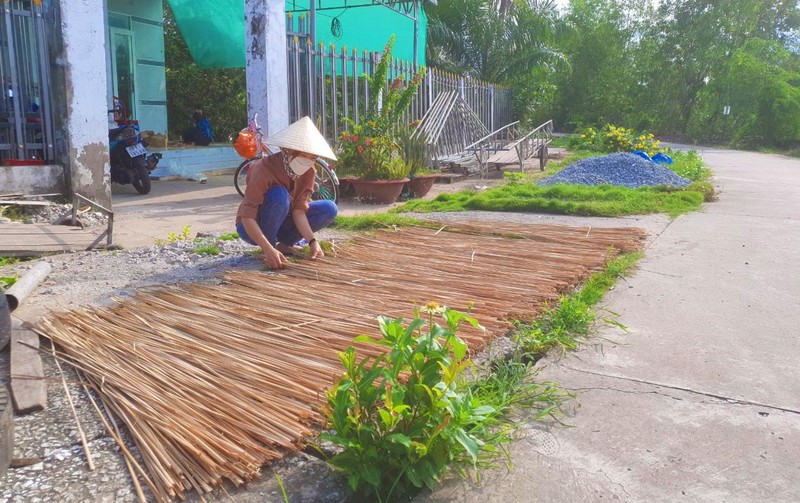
xmin=233 ymin=114 xmax=339 ymax=202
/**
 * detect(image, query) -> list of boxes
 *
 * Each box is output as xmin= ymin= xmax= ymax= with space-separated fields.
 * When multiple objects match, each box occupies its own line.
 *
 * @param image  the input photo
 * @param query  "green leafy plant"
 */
xmin=217 ymin=232 xmax=240 ymax=241
xmin=322 ymin=304 xmax=522 ymax=502
xmin=398 ymin=126 xmax=433 ymax=178
xmin=155 ymin=226 xmax=192 ymax=246
xmin=668 ymin=150 xmax=711 ymax=182
xmin=502 ymin=171 xmax=527 ymax=185
xmin=336 ymin=35 xmax=426 ymax=181
xmin=193 ymin=244 xmax=220 ymax=256
xmin=0 ymin=273 xmax=18 ymax=289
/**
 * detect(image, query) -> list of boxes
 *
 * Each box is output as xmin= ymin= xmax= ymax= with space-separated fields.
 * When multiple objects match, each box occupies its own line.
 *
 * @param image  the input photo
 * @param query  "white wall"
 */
xmin=246 ymin=0 xmax=289 ymax=136
xmin=59 ymin=0 xmax=112 ymax=206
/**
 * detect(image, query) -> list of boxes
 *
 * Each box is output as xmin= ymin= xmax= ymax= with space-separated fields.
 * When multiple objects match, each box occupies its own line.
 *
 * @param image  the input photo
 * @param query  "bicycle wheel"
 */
xmin=234 ymin=158 xmax=255 ymax=197
xmin=312 ymin=159 xmax=339 ymax=202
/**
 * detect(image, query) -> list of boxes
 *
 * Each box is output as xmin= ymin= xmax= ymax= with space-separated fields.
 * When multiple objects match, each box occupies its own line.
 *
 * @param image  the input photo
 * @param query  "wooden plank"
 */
xmin=0 ymin=223 xmax=98 ymax=256
xmin=10 ymin=319 xmax=47 ymax=414
xmin=0 ymin=200 xmax=52 ymax=206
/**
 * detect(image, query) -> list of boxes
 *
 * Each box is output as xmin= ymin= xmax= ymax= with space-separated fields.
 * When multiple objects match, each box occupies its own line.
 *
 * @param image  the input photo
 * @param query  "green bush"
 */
xmin=567 ymin=124 xmax=665 ymax=156
xmin=335 ymin=35 xmax=425 ymax=181
xmin=322 ymin=304 xmax=516 ymax=502
xmin=668 ymin=150 xmax=711 ymax=182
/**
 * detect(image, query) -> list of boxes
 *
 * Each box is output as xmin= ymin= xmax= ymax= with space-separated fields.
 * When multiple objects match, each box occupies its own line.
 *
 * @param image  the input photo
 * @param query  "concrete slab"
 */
xmin=419 ymin=147 xmax=800 ymax=502
xmin=9 ymin=319 xmax=47 ymax=414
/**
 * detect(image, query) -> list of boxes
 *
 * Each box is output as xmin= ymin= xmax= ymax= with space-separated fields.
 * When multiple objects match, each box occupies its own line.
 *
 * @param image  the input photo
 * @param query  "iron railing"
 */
xmin=0 ymin=0 xmax=54 ymax=163
xmin=465 ymin=119 xmax=554 ymax=177
xmin=285 ymin=13 xmax=513 ymax=145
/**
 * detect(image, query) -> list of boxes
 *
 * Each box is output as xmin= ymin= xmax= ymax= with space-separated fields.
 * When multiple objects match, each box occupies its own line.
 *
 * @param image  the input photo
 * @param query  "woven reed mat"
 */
xmin=34 ymin=221 xmax=645 ymax=501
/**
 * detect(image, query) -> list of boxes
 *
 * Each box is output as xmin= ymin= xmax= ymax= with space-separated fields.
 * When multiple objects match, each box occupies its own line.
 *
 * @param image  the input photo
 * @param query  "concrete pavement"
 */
xmin=108 ymin=174 xmax=499 ymax=248
xmin=421 ymin=147 xmax=800 ymax=502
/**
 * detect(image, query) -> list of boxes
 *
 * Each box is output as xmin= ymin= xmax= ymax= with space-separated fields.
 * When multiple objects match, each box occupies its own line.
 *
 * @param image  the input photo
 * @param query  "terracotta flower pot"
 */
xmin=337 ymin=175 xmax=359 ymax=199
xmin=351 ymin=178 xmax=409 ymax=204
xmin=407 ymin=174 xmax=438 ymax=198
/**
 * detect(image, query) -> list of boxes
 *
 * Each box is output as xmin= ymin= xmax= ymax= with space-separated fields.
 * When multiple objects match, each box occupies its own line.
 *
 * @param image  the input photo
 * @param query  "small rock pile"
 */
xmin=539 ymin=152 xmax=692 ymax=189
xmin=10 ymin=203 xmax=109 ymax=228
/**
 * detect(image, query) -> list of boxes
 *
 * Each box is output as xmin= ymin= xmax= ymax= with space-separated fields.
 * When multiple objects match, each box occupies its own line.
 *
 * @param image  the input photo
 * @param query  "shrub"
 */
xmin=322 ymin=304 xmax=517 ymax=502
xmin=335 ymin=35 xmax=425 ymax=181
xmin=568 ymin=124 xmax=664 ymax=156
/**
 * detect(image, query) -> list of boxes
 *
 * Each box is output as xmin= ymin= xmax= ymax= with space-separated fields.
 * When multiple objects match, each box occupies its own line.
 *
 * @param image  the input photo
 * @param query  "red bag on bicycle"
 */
xmin=233 ymin=128 xmax=258 ymax=158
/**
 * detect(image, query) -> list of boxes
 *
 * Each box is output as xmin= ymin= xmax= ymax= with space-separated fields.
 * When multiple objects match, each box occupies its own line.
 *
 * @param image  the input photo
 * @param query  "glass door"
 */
xmin=110 ymin=28 xmax=136 ymax=120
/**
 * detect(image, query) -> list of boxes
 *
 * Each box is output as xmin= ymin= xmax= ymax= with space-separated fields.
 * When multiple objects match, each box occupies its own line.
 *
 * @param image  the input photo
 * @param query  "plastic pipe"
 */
xmin=5 ymin=262 xmax=51 ymax=312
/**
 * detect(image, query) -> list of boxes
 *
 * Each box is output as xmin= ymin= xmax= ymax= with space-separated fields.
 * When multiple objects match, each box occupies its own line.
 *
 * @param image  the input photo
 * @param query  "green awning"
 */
xmin=167 ymin=0 xmax=246 ymax=69
xmin=166 ymin=1 xmax=427 ymax=69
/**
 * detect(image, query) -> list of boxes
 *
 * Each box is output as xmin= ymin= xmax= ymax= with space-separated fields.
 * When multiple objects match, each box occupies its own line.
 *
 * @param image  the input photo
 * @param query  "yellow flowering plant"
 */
xmin=568 ymin=124 xmax=664 ymax=156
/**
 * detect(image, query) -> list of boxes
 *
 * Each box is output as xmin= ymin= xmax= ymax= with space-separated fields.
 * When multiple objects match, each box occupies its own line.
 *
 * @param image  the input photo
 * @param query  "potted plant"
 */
xmin=336 ymin=36 xmax=426 ymax=204
xmin=398 ymin=125 xmax=437 ymax=198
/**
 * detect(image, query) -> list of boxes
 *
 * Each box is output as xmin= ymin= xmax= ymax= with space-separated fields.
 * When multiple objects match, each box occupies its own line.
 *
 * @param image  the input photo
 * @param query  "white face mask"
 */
xmin=288 ymin=156 xmax=315 ymax=176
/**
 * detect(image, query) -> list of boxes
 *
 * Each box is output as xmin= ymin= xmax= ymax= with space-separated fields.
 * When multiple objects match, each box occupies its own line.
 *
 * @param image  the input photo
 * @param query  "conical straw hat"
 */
xmin=266 ymin=116 xmax=338 ymax=161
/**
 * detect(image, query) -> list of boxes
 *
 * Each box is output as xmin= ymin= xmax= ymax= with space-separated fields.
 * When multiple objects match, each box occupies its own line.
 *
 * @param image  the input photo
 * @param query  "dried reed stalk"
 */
xmin=34 ymin=222 xmax=644 ymax=501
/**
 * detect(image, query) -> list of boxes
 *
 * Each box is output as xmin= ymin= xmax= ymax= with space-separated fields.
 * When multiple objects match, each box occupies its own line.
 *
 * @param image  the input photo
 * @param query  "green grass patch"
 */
xmin=0 ymin=256 xmax=20 ymax=267
xmin=394 ymin=148 xmax=712 ymax=218
xmin=218 ymin=232 xmax=240 ymax=241
xmin=0 ymin=273 xmax=18 ymax=289
xmin=193 ymin=244 xmax=220 ymax=256
xmin=396 ymin=183 xmax=704 ymax=218
xmin=0 ymin=205 xmax=26 ymax=222
xmin=332 ymin=213 xmax=434 ymax=231
xmin=514 ymin=252 xmax=643 ymax=357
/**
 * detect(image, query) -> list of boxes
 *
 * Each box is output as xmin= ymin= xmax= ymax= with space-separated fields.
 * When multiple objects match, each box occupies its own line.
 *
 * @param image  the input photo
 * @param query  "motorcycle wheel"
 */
xmin=131 ymin=159 xmax=152 ymax=194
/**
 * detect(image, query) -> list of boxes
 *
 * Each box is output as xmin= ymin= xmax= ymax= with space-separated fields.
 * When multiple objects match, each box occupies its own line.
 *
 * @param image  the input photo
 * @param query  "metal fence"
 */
xmin=286 ymin=14 xmax=512 ymax=144
xmin=0 ymin=0 xmax=54 ymax=163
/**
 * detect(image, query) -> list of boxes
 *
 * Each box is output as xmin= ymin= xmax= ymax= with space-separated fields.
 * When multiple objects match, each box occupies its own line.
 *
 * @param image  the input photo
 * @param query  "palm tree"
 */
xmin=426 ymin=0 xmax=568 ymax=83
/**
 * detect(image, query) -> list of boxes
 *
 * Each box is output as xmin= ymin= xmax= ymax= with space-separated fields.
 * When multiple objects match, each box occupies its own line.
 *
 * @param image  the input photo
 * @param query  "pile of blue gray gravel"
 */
xmin=538 ymin=152 xmax=692 ymax=189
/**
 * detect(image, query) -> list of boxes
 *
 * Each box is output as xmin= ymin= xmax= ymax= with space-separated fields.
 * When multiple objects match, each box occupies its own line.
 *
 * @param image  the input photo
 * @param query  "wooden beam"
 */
xmin=10 ymin=319 xmax=47 ymax=414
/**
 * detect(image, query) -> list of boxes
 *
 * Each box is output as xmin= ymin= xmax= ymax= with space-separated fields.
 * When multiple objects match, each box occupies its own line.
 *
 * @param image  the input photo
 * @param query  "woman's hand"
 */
xmin=309 ymin=240 xmax=324 ymax=259
xmin=262 ymin=247 xmax=288 ymax=269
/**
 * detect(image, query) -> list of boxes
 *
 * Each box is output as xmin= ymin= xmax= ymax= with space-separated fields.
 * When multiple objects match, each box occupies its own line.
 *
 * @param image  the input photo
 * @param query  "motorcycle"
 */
xmin=108 ymin=123 xmax=162 ymax=194
xmin=108 ymin=97 xmax=161 ymax=194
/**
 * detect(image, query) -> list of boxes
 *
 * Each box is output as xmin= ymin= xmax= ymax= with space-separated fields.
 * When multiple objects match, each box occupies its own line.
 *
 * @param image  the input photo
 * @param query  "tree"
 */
xmin=687 ymin=38 xmax=800 ymax=147
xmin=163 ymin=1 xmax=246 ymax=142
xmin=426 ymin=0 xmax=568 ymax=124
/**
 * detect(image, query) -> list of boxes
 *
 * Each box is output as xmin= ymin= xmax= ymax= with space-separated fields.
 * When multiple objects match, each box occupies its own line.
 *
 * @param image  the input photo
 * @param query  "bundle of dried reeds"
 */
xmin=35 ymin=222 xmax=644 ymax=501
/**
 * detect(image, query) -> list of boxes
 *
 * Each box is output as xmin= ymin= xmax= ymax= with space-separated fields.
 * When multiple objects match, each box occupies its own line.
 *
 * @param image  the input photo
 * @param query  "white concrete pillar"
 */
xmin=245 ymin=0 xmax=289 ymax=136
xmin=58 ymin=0 xmax=111 ymax=207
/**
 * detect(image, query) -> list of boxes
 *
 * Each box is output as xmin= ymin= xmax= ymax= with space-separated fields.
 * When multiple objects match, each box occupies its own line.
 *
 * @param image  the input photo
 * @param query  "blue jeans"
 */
xmin=236 ymin=185 xmax=338 ymax=246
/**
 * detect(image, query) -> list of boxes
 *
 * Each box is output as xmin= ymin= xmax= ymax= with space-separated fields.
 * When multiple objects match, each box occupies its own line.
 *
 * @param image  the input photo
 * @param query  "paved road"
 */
xmin=421 ymin=147 xmax=800 ymax=502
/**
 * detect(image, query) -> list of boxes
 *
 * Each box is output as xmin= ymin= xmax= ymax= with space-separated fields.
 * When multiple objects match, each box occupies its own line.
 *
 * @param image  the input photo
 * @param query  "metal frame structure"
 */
xmin=0 ymin=0 xmax=54 ymax=162
xmin=465 ymin=119 xmax=554 ymax=178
